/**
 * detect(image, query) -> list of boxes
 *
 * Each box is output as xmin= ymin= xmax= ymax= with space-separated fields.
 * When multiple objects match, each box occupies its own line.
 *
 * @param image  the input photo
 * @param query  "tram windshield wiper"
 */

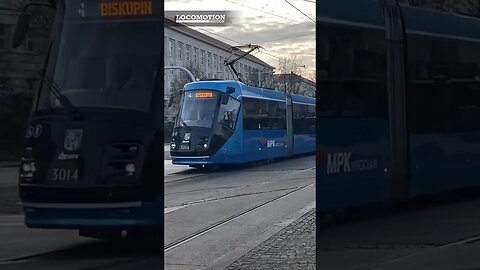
xmin=42 ymin=76 xmax=83 ymax=120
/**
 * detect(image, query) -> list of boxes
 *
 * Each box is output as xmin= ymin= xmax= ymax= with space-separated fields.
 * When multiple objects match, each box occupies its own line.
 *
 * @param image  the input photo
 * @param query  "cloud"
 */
xmin=165 ymin=0 xmax=316 ymax=73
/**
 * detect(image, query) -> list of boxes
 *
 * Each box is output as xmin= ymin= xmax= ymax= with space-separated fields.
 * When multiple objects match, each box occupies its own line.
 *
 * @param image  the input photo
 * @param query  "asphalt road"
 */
xmin=317 ymin=191 xmax=480 ymax=270
xmin=164 ymin=155 xmax=316 ymax=270
xmin=0 ymin=155 xmax=316 ymax=270
xmin=4 ymin=154 xmax=480 ymax=270
xmin=0 ymin=166 xmax=163 ymax=270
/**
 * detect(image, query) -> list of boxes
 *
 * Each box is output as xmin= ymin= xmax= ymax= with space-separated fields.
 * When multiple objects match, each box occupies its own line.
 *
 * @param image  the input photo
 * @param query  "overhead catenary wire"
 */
xmin=284 ymin=0 xmax=316 ymax=23
xmin=224 ymin=0 xmax=302 ymax=24
xmin=188 ymin=25 xmax=314 ymax=49
xmin=257 ymin=32 xmax=315 ymax=44
xmin=175 ymin=19 xmax=316 ymax=73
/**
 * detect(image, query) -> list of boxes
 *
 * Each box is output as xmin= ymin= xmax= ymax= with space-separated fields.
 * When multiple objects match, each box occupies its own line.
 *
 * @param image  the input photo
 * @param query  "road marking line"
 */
xmin=164 ymin=205 xmax=188 ymax=214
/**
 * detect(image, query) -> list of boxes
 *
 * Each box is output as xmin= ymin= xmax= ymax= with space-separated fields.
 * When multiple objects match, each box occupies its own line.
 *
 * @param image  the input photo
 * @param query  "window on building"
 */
xmin=207 ymin=52 xmax=211 ymax=67
xmin=213 ymin=54 xmax=217 ymax=69
xmin=178 ymin=41 xmax=183 ymax=60
xmin=169 ymin=39 xmax=175 ymax=57
xmin=186 ymin=45 xmax=191 ymax=62
xmin=201 ymin=50 xmax=205 ymax=65
xmin=193 ymin=47 xmax=198 ymax=63
xmin=219 ymin=56 xmax=223 ymax=71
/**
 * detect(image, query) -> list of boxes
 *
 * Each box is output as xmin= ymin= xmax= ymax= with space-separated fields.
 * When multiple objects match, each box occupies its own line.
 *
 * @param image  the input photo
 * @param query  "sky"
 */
xmin=164 ymin=0 xmax=316 ymax=80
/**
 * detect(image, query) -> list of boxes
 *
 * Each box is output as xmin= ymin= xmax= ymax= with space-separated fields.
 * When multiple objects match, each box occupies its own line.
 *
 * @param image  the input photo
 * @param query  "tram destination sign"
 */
xmin=67 ymin=0 xmax=161 ymax=20
xmin=195 ymin=92 xmax=214 ymax=98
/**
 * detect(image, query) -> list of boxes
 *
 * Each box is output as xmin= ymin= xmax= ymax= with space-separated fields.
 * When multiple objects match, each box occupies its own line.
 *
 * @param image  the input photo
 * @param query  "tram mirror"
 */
xmin=13 ymin=13 xmax=30 ymax=49
xmin=221 ymin=93 xmax=229 ymax=105
xmin=226 ymin=87 xmax=235 ymax=94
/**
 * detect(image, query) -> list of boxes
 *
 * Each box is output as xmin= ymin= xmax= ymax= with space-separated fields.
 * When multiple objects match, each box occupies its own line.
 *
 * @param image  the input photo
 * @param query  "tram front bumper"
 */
xmin=22 ymin=200 xmax=162 ymax=229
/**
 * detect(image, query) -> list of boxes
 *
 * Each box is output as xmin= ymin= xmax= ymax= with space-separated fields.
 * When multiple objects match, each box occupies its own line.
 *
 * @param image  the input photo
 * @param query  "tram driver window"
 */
xmin=217 ymin=96 xmax=240 ymax=129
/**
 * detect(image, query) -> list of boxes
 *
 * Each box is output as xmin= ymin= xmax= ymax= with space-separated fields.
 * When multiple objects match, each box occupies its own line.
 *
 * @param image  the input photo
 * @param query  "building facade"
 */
xmin=274 ymin=73 xmax=316 ymax=97
xmin=164 ymin=18 xmax=275 ymax=121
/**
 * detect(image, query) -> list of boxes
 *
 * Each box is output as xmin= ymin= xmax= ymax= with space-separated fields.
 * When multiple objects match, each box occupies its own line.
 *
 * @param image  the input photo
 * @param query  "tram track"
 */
xmin=164 ymin=182 xmax=314 ymax=253
xmin=165 ymin=185 xmax=308 ymax=209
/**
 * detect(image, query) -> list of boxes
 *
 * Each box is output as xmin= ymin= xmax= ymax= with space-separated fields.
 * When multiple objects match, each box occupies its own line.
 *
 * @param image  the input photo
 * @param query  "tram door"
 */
xmin=242 ymin=97 xmax=266 ymax=161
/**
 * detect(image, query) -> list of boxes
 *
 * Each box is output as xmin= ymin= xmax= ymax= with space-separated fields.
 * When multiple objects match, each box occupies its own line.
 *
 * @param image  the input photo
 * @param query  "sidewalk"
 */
xmin=225 ymin=208 xmax=316 ymax=270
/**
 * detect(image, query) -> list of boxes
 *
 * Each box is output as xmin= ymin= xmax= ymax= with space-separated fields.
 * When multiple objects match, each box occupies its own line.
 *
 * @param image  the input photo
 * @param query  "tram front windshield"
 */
xmin=177 ymin=91 xmax=219 ymax=128
xmin=37 ymin=0 xmax=162 ymax=113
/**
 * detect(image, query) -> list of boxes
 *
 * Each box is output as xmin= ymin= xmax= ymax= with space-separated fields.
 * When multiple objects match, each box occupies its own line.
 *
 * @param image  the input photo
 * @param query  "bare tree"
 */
xmin=276 ymin=56 xmax=306 ymax=95
xmin=167 ymin=62 xmax=205 ymax=110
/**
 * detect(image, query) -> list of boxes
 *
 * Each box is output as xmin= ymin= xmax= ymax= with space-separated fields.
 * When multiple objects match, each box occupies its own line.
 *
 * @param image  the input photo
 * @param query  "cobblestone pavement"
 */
xmin=225 ymin=209 xmax=315 ymax=270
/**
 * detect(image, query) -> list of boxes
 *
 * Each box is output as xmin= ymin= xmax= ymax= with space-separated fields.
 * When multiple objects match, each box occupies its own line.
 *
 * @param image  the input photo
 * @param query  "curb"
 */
xmin=0 ymin=162 xmax=19 ymax=168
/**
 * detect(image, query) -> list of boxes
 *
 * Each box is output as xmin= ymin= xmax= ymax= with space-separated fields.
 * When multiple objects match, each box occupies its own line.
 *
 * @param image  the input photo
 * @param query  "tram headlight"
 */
xmin=171 ymin=143 xmax=176 ymax=150
xmin=125 ymin=163 xmax=136 ymax=176
xmin=20 ymin=161 xmax=36 ymax=178
xmin=203 ymin=144 xmax=208 ymax=148
xmin=20 ymin=147 xmax=35 ymax=179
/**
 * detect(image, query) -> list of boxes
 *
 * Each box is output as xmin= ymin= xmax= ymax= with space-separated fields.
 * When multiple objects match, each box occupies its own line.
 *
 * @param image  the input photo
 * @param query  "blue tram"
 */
xmin=317 ymin=0 xmax=480 ymax=211
xmin=13 ymin=0 xmax=164 ymax=240
xmin=170 ymin=80 xmax=316 ymax=166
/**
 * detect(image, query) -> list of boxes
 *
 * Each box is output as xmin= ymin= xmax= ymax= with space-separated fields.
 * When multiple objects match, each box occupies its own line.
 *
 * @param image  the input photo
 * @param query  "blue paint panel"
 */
xmin=24 ymin=198 xmax=163 ymax=229
xmin=402 ymin=5 xmax=480 ymax=41
xmin=243 ymin=129 xmax=287 ymax=162
xmin=410 ymin=132 xmax=480 ymax=196
xmin=316 ymin=118 xmax=390 ymax=211
xmin=317 ymin=0 xmax=385 ymax=29
xmin=294 ymin=134 xmax=315 ymax=155
xmin=292 ymin=94 xmax=316 ymax=105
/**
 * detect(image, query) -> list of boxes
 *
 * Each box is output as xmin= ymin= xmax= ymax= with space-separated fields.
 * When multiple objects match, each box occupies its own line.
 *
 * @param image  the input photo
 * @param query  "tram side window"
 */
xmin=293 ymin=104 xmax=316 ymax=134
xmin=407 ymin=36 xmax=480 ymax=134
xmin=217 ymin=96 xmax=240 ymax=129
xmin=243 ymin=98 xmax=286 ymax=130
xmin=316 ymin=25 xmax=387 ymax=118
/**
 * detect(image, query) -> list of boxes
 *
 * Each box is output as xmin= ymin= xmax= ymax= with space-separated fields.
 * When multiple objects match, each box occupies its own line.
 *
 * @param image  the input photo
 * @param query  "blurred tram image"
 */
xmin=13 ymin=0 xmax=163 ymax=240
xmin=317 ymin=0 xmax=480 ymax=212
xmin=170 ymin=81 xmax=316 ymax=166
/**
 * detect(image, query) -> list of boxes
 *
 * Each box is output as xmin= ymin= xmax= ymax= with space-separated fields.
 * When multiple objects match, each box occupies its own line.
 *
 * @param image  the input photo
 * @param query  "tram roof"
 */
xmin=184 ymin=80 xmax=316 ymax=103
xmin=317 ymin=0 xmax=480 ymax=42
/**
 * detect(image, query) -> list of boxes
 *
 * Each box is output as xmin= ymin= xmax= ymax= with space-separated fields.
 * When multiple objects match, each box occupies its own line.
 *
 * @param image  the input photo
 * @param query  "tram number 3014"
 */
xmin=51 ymin=168 xmax=79 ymax=182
